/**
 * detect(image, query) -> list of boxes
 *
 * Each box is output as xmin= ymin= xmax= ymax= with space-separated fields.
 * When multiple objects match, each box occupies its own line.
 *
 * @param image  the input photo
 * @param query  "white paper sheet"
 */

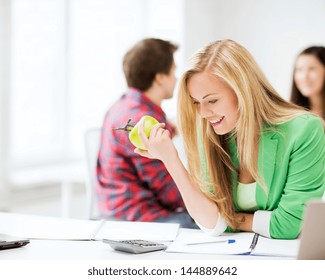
xmin=167 ymin=229 xmax=299 ymax=257
xmin=0 ymin=212 xmax=101 ymax=240
xmin=253 ymin=235 xmax=299 ymax=257
xmin=166 ymin=230 xmax=254 ymax=255
xmin=0 ymin=212 xmax=180 ymax=241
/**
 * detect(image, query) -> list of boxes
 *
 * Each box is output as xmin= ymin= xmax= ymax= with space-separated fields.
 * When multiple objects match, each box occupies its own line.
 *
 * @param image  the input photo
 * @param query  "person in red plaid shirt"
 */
xmin=96 ymin=38 xmax=198 ymax=228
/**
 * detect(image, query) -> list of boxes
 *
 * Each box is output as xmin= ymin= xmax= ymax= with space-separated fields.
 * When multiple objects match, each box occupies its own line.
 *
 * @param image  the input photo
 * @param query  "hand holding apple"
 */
xmin=112 ymin=115 xmax=159 ymax=150
xmin=135 ymin=120 xmax=179 ymax=163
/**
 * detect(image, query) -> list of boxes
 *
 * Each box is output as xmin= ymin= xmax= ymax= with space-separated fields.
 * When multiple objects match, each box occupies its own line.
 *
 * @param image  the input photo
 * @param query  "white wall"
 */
xmin=1 ymin=0 xmax=325 ymax=213
xmin=184 ymin=0 xmax=325 ymax=99
xmin=0 ymin=0 xmax=11 ymax=198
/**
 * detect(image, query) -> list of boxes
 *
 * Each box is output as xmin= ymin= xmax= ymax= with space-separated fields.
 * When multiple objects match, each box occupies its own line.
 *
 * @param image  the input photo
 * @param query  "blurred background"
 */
xmin=0 ymin=0 xmax=324 ymax=219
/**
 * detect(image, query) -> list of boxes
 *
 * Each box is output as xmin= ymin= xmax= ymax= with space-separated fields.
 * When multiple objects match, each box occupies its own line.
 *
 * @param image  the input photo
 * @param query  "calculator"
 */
xmin=103 ymin=239 xmax=167 ymax=254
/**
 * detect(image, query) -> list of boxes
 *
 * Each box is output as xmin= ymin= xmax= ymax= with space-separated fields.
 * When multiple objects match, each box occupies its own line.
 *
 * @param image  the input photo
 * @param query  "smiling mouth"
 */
xmin=209 ymin=116 xmax=224 ymax=127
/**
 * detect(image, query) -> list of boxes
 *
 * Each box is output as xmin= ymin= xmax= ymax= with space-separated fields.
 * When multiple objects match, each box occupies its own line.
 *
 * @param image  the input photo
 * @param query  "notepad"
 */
xmin=166 ymin=230 xmax=299 ymax=257
xmin=0 ymin=212 xmax=179 ymax=241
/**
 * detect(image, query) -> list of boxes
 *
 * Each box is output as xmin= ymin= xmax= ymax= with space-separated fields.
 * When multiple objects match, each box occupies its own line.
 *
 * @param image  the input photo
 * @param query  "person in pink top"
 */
xmin=290 ymin=46 xmax=325 ymax=119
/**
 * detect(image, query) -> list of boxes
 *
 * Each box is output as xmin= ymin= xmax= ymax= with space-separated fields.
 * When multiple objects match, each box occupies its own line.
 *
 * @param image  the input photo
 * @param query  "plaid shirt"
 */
xmin=96 ymin=88 xmax=185 ymax=221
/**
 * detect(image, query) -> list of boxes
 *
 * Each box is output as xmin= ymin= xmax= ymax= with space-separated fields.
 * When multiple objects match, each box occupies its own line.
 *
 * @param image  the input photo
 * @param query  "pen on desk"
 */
xmin=185 ymin=239 xmax=236 ymax=246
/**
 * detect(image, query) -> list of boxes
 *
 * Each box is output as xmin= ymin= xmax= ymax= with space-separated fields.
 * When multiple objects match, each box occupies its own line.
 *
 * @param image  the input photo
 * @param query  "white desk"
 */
xmin=0 ymin=230 xmax=292 ymax=260
xmin=0 ymin=239 xmax=291 ymax=260
xmin=0 ymin=212 xmax=295 ymax=260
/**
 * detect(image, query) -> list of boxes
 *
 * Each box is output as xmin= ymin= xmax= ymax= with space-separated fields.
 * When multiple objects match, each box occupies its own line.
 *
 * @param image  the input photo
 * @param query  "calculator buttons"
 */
xmin=103 ymin=239 xmax=167 ymax=254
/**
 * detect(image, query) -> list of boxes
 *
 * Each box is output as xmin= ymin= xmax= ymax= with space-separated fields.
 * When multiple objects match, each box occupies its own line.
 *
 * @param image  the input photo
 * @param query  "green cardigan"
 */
xmin=202 ymin=114 xmax=325 ymax=239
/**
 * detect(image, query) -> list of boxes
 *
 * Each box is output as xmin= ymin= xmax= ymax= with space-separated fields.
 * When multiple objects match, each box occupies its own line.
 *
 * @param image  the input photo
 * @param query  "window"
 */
xmin=9 ymin=0 xmax=184 ymax=173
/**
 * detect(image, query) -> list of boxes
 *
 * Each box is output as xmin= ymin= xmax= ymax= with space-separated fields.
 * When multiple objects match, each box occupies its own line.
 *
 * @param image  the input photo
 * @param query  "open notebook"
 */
xmin=0 ymin=212 xmax=179 ymax=241
xmin=166 ymin=231 xmax=299 ymax=257
xmin=167 ymin=200 xmax=325 ymax=259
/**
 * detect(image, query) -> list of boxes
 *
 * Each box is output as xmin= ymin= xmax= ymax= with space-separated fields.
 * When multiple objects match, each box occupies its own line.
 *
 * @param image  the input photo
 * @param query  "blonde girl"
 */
xmin=136 ymin=40 xmax=325 ymax=239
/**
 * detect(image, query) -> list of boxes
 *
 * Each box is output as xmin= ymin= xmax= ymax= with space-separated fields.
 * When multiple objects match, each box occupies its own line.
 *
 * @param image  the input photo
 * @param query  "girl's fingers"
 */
xmin=149 ymin=123 xmax=166 ymax=138
xmin=134 ymin=148 xmax=146 ymax=157
xmin=155 ymin=127 xmax=165 ymax=138
xmin=134 ymin=148 xmax=155 ymax=159
xmin=137 ymin=119 xmax=149 ymax=148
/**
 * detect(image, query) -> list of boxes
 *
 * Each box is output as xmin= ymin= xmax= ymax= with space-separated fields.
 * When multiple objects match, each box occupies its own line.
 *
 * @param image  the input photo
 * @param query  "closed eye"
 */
xmin=208 ymin=99 xmax=218 ymax=104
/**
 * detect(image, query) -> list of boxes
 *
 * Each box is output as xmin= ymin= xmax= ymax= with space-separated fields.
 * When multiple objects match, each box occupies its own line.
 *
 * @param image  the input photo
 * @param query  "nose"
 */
xmin=297 ymin=70 xmax=309 ymax=82
xmin=198 ymin=103 xmax=213 ymax=118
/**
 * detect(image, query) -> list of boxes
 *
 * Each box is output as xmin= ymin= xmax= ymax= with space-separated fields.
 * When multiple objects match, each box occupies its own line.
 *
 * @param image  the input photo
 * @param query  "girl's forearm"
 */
xmin=162 ymin=154 xmax=221 ymax=229
xmin=236 ymin=213 xmax=253 ymax=232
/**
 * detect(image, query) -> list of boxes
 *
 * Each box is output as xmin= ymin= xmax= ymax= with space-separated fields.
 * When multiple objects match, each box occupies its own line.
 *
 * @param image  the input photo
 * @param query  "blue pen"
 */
xmin=185 ymin=239 xmax=236 ymax=246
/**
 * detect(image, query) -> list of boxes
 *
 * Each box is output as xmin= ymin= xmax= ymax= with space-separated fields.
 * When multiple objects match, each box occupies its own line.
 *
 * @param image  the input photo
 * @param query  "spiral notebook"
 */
xmin=166 ymin=230 xmax=299 ymax=257
xmin=167 ymin=200 xmax=325 ymax=259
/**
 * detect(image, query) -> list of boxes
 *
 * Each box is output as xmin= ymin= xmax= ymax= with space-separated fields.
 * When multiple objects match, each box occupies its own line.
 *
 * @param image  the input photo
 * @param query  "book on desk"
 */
xmin=166 ymin=230 xmax=299 ymax=258
xmin=0 ymin=212 xmax=179 ymax=242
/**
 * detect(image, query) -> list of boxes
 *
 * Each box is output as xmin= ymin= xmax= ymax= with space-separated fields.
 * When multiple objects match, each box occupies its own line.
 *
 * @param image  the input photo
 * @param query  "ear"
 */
xmin=154 ymin=73 xmax=166 ymax=86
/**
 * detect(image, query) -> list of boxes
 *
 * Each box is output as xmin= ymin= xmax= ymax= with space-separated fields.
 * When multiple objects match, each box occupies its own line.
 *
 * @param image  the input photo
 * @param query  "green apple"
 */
xmin=112 ymin=115 xmax=159 ymax=150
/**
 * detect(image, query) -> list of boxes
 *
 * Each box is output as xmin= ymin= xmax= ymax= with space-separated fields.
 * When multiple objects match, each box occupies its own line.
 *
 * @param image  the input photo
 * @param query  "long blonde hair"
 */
xmin=177 ymin=39 xmax=307 ymax=229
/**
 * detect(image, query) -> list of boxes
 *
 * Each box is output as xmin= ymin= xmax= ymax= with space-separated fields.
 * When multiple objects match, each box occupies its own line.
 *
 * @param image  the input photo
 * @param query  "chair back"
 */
xmin=84 ymin=128 xmax=101 ymax=219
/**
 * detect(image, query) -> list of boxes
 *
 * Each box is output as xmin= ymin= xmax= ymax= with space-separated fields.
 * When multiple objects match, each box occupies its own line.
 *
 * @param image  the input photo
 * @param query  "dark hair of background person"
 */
xmin=290 ymin=46 xmax=325 ymax=118
xmin=122 ymin=38 xmax=178 ymax=92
